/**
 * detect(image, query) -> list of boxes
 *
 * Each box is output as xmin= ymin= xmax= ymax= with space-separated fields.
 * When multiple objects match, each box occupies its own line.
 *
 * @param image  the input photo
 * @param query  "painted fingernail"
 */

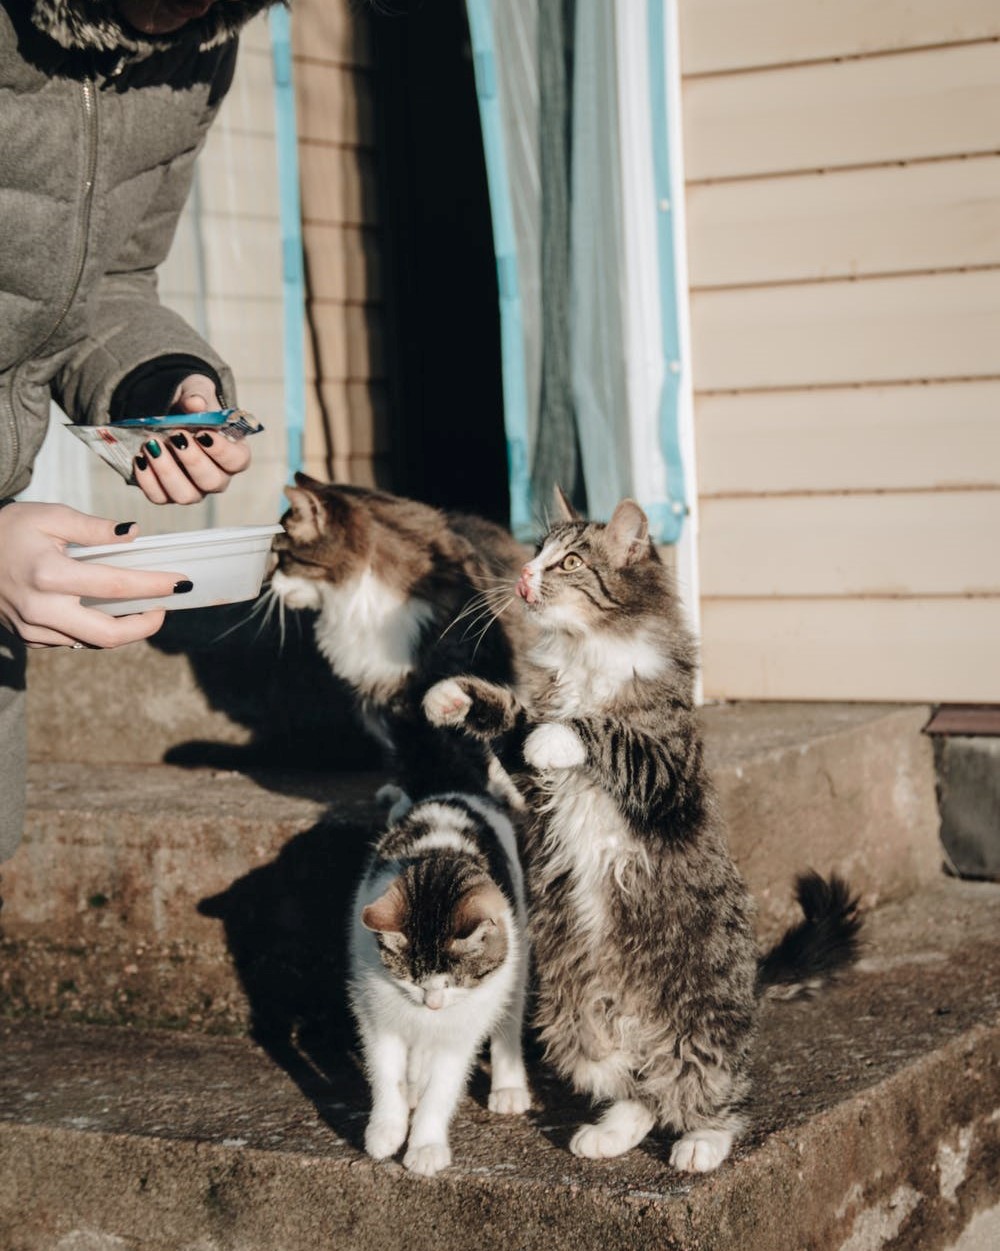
xmin=114 ymin=521 xmax=136 ymax=536
xmin=195 ymin=432 xmax=214 ymax=448
xmin=135 ymin=454 xmax=148 ymax=472
xmin=169 ymin=433 xmax=189 ymax=450
xmin=146 ymin=439 xmax=162 ymax=459
xmin=173 ymin=580 xmax=193 ymax=594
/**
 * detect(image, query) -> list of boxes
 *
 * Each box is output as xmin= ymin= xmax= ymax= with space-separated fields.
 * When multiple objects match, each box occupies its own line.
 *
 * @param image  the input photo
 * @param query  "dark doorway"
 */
xmin=368 ymin=0 xmax=510 ymax=525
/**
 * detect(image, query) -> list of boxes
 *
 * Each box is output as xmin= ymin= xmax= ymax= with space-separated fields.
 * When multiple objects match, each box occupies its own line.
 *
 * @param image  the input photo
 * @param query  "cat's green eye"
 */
xmin=560 ymin=553 xmax=583 ymax=572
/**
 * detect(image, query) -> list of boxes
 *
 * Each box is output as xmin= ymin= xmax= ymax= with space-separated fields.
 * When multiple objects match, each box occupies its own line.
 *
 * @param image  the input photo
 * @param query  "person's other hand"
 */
xmin=0 ymin=502 xmax=190 ymax=648
xmin=131 ymin=372 xmax=253 ymax=505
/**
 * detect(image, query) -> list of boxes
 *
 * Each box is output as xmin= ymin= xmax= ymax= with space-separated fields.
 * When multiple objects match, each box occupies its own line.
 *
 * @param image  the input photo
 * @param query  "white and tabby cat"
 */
xmin=348 ymin=791 xmax=531 ymax=1176
xmin=268 ymin=474 xmax=534 ymax=807
xmin=424 ymin=495 xmax=861 ymax=1173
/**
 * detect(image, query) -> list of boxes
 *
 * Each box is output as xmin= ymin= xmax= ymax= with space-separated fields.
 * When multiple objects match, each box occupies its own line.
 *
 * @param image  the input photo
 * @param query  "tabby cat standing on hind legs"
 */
xmin=424 ymin=494 xmax=861 ymax=1173
xmin=267 ymin=473 xmax=534 ymax=805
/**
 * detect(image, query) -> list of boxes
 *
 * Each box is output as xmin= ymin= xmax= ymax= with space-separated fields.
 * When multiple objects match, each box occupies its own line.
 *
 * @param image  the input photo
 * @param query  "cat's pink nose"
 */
xmin=517 ymin=566 xmax=535 ymax=603
xmin=424 ymin=989 xmax=445 ymax=1010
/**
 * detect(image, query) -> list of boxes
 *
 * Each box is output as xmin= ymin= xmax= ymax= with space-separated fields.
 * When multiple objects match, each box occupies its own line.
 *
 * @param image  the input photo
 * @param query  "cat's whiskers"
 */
xmin=209 ymin=587 xmax=275 ymax=646
xmin=456 ymin=593 xmax=512 ymax=640
xmin=439 ymin=587 xmax=513 ymax=641
xmin=469 ymin=597 xmax=515 ymax=657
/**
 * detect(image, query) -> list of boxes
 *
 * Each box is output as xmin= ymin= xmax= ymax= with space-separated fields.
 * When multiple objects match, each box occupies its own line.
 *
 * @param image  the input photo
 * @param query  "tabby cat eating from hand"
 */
xmin=424 ymin=493 xmax=861 ymax=1173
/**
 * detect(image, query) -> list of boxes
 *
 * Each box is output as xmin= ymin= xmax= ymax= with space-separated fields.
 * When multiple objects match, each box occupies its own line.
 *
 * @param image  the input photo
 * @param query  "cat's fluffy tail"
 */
xmin=758 ymin=871 xmax=862 ymax=1001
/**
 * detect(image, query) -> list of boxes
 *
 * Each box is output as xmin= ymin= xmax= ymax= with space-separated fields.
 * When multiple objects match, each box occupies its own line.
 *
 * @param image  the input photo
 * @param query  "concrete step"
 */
xmin=2 ymin=879 xmax=998 ymax=1251
xmin=25 ymin=608 xmax=374 ymax=771
xmin=1 ymin=704 xmax=940 ymax=1031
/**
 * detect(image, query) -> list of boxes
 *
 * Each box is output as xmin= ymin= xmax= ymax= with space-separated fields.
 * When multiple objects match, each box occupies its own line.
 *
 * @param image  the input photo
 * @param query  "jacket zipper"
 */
xmin=0 ymin=80 xmax=99 ymax=496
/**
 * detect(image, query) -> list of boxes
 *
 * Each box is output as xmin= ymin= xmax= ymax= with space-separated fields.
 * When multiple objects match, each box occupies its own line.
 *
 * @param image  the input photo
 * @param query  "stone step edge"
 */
xmin=1 ymin=1019 xmax=997 ymax=1251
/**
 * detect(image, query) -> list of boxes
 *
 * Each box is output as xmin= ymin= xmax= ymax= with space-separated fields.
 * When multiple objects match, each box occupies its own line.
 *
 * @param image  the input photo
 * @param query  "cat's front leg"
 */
xmin=570 ymin=1099 xmax=655 ymax=1159
xmin=402 ymin=1053 xmax=471 ymax=1176
xmin=423 ymin=675 xmax=523 ymax=741
xmin=487 ymin=978 xmax=531 ymax=1115
xmin=361 ymin=1031 xmax=410 ymax=1161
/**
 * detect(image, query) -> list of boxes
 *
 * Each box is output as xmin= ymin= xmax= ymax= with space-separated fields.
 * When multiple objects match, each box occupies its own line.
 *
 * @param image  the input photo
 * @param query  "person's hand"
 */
xmin=132 ymin=372 xmax=253 ymax=505
xmin=0 ymin=502 xmax=191 ymax=648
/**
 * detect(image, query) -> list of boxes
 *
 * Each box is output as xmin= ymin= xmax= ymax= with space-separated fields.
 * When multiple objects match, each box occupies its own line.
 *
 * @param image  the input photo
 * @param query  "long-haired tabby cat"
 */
xmin=268 ymin=473 xmax=533 ymax=804
xmin=424 ymin=494 xmax=861 ymax=1173
xmin=349 ymin=790 xmax=530 ymax=1175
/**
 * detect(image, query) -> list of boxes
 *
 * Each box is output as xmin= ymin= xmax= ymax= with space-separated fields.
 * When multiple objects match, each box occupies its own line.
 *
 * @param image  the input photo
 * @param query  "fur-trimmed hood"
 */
xmin=30 ymin=0 xmax=279 ymax=56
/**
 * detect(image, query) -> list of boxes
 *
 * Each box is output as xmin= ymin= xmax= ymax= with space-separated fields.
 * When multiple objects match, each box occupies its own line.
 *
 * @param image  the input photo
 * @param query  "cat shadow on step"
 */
xmin=198 ymin=811 xmax=563 ymax=1155
xmin=150 ymin=603 xmax=381 ymax=792
xmin=198 ymin=811 xmax=377 ymax=1151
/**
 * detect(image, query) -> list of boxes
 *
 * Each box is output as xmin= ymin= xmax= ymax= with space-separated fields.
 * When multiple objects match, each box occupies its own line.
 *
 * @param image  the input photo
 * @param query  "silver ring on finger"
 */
xmin=71 ymin=642 xmax=85 ymax=650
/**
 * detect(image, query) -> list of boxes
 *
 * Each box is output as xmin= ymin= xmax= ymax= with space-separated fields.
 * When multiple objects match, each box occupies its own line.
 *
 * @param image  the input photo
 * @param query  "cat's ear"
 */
xmin=361 ymin=880 xmax=408 ymax=951
xmin=448 ymin=882 xmax=508 ymax=952
xmin=283 ymin=476 xmax=327 ymax=545
xmin=553 ymin=483 xmax=582 ymax=523
xmin=605 ymin=499 xmax=650 ymax=567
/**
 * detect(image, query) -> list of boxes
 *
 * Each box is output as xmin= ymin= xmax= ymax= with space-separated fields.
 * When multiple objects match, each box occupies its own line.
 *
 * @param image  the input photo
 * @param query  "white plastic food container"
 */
xmin=66 ymin=524 xmax=283 ymax=616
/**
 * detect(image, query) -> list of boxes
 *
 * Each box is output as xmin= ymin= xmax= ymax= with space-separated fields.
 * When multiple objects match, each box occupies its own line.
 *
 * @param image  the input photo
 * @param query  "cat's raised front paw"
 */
xmin=488 ymin=1085 xmax=531 ymax=1115
xmin=524 ymin=723 xmax=586 ymax=771
xmin=669 ymin=1129 xmax=733 ymax=1173
xmin=403 ymin=1141 xmax=452 ymax=1176
xmin=365 ymin=1117 xmax=408 ymax=1161
xmin=423 ymin=678 xmax=472 ymax=727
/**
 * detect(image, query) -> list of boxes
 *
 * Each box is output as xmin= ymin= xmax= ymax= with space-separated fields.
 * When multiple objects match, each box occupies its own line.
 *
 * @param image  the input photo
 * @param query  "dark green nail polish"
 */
xmin=169 ymin=433 xmax=189 ymax=450
xmin=195 ymin=432 xmax=214 ymax=448
xmin=173 ymin=580 xmax=193 ymax=595
xmin=135 ymin=454 xmax=148 ymax=472
xmin=114 ymin=521 xmax=135 ymax=536
xmin=146 ymin=439 xmax=162 ymax=458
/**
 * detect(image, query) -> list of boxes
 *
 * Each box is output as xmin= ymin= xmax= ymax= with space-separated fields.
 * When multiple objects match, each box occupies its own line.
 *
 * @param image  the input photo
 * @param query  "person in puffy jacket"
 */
xmin=0 ymin=0 xmax=282 ymax=861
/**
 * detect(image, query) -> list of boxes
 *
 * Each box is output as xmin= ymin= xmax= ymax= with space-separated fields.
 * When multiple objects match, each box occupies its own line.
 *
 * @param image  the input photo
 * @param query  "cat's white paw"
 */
xmin=488 ymin=1085 xmax=531 ymax=1115
xmin=570 ymin=1123 xmax=633 ymax=1159
xmin=669 ymin=1129 xmax=733 ymax=1173
xmin=365 ymin=1117 xmax=408 ymax=1161
xmin=524 ymin=723 xmax=586 ymax=771
xmin=403 ymin=1142 xmax=452 ymax=1176
xmin=423 ymin=679 xmax=472 ymax=727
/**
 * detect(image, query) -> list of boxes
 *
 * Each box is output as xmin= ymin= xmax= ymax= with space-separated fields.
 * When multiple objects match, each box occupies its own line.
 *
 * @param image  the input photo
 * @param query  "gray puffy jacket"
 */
xmin=0 ymin=0 xmax=274 ymax=498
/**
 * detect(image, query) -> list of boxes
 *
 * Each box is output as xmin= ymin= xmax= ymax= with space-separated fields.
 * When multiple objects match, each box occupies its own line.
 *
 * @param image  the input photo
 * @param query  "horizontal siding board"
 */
xmin=696 ymin=382 xmax=1000 ymax=496
xmin=203 ymin=295 xmax=283 ymax=383
xmin=682 ymin=42 xmax=1000 ymax=181
xmin=679 ymin=0 xmax=1000 ymax=76
xmin=216 ymin=46 xmax=275 ymax=139
xmin=691 ymin=269 xmax=1000 ymax=390
xmin=700 ymin=490 xmax=1000 ymax=598
xmin=198 ymin=130 xmax=280 ymax=219
xmin=299 ymin=145 xmax=379 ymax=227
xmin=292 ymin=0 xmax=372 ymax=68
xmin=306 ymin=303 xmax=384 ymax=383
xmin=296 ymin=61 xmax=375 ymax=148
xmin=700 ymin=597 xmax=1000 ymax=702
xmin=303 ymin=223 xmax=381 ymax=303
xmin=686 ymin=156 xmax=1000 ymax=288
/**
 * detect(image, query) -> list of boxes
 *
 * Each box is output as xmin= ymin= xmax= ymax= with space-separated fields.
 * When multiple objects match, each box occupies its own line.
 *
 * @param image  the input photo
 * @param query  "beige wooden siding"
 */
xmin=292 ymin=0 xmax=387 ymax=487
xmin=681 ymin=0 xmax=1000 ymax=75
xmin=679 ymin=2 xmax=1000 ymax=700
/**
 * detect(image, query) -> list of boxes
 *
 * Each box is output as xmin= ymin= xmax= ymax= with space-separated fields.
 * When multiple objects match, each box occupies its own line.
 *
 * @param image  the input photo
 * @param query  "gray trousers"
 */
xmin=0 ymin=626 xmax=27 ymax=862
